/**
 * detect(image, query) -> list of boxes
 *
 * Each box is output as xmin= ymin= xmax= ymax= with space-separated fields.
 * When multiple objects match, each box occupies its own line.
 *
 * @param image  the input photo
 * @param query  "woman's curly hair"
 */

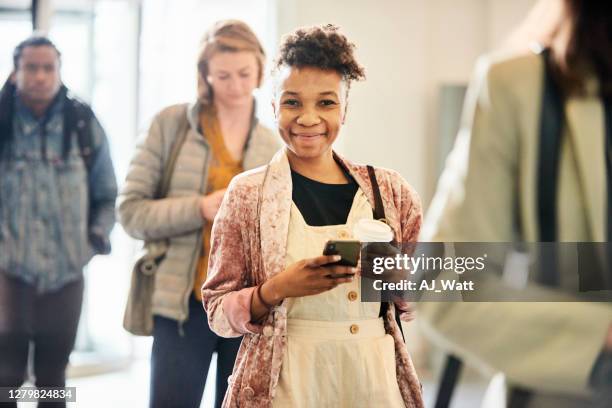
xmin=274 ymin=24 xmax=366 ymax=84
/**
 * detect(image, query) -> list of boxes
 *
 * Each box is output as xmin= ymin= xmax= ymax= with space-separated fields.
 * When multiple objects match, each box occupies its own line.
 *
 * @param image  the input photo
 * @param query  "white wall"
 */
xmin=276 ymin=0 xmax=536 ymax=206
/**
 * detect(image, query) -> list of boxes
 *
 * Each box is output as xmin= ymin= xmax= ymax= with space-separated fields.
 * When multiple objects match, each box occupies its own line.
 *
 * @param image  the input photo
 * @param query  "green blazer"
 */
xmin=420 ymin=50 xmax=612 ymax=407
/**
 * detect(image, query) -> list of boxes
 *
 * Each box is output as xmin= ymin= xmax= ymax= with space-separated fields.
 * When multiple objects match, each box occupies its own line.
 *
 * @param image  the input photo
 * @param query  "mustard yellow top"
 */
xmin=194 ymin=106 xmax=243 ymax=300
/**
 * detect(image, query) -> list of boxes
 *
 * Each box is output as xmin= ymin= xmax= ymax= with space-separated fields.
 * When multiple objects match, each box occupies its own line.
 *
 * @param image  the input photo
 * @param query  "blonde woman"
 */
xmin=118 ymin=20 xmax=279 ymax=408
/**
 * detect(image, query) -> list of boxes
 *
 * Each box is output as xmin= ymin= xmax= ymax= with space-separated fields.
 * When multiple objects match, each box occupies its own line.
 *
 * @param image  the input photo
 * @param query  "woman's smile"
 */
xmin=291 ymin=131 xmax=326 ymax=139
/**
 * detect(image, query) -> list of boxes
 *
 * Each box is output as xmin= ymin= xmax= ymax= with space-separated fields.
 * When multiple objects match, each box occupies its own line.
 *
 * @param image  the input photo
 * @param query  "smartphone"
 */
xmin=322 ymin=240 xmax=361 ymax=268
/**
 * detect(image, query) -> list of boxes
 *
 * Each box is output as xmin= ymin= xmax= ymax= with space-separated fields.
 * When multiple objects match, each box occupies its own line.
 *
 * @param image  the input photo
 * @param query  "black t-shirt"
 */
xmin=291 ymin=169 xmax=359 ymax=226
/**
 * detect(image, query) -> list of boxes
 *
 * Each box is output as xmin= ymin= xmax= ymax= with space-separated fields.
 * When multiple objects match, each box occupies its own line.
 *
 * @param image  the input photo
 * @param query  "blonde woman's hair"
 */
xmin=197 ymin=19 xmax=266 ymax=104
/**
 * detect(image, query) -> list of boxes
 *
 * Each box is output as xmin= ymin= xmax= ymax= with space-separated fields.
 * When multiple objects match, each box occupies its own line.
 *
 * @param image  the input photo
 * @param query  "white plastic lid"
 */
xmin=352 ymin=218 xmax=393 ymax=242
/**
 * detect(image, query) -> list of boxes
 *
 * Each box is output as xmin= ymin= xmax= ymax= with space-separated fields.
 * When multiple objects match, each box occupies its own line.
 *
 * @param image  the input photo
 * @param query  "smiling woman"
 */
xmin=274 ymin=67 xmax=345 ymax=168
xmin=271 ymin=26 xmax=364 ymax=180
xmin=202 ymin=24 xmax=425 ymax=408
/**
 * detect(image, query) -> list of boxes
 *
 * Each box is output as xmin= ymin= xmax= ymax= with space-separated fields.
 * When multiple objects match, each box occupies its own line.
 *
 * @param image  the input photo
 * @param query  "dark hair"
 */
xmin=274 ymin=24 xmax=365 ymax=86
xmin=555 ymin=0 xmax=612 ymax=96
xmin=13 ymin=35 xmax=61 ymax=71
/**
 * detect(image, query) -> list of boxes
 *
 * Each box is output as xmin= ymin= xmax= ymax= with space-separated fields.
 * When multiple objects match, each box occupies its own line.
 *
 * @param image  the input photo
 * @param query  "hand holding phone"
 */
xmin=323 ymin=240 xmax=361 ymax=277
xmin=265 ymin=255 xmax=357 ymax=300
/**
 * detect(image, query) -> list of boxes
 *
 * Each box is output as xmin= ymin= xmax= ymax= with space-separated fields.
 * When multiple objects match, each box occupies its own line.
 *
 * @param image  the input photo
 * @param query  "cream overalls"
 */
xmin=272 ymin=189 xmax=405 ymax=408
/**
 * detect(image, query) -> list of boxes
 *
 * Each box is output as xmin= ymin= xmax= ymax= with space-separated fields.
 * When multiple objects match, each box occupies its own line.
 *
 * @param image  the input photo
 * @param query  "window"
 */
xmin=1 ymin=1 xmax=275 ymax=399
xmin=0 ymin=8 xmax=31 ymax=78
xmin=48 ymin=1 xmax=139 ymax=370
xmin=139 ymin=0 xmax=278 ymax=131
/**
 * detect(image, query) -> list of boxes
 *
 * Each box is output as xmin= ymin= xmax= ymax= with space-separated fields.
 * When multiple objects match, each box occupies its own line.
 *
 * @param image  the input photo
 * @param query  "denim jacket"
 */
xmin=0 ymin=93 xmax=117 ymax=293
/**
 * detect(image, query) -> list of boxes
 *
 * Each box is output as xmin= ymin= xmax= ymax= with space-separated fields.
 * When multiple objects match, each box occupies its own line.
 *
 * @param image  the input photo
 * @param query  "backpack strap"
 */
xmin=74 ymin=103 xmax=95 ymax=171
xmin=62 ymin=88 xmax=95 ymax=172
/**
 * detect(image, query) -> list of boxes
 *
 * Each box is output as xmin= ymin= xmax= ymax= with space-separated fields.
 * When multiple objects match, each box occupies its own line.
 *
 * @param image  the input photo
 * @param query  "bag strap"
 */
xmin=367 ymin=165 xmax=406 ymax=342
xmin=367 ymin=165 xmax=386 ymax=221
xmin=155 ymin=108 xmax=190 ymax=199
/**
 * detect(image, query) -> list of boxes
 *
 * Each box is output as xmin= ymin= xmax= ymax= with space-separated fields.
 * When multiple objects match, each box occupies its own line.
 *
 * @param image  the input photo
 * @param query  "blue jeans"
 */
xmin=149 ymin=295 xmax=242 ymax=408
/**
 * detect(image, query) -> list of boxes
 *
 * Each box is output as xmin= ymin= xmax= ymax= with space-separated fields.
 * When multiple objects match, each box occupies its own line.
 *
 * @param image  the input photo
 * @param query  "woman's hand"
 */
xmin=360 ymin=242 xmax=406 ymax=282
xmin=251 ymin=255 xmax=357 ymax=322
xmin=199 ymin=188 xmax=227 ymax=222
xmin=263 ymin=255 xmax=357 ymax=302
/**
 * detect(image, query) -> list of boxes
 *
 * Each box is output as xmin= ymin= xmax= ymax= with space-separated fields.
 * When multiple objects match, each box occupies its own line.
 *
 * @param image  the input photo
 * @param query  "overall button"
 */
xmin=348 ymin=291 xmax=358 ymax=301
xmin=349 ymin=324 xmax=359 ymax=334
xmin=263 ymin=325 xmax=274 ymax=337
xmin=337 ymin=229 xmax=350 ymax=239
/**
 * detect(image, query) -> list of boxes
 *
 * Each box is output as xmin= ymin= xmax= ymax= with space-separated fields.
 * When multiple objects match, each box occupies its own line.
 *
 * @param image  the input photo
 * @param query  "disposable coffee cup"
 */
xmin=353 ymin=219 xmax=395 ymax=297
xmin=353 ymin=218 xmax=393 ymax=243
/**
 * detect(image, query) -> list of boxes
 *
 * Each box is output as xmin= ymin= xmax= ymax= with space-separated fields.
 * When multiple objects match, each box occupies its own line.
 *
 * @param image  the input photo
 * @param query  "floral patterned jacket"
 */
xmin=202 ymin=149 xmax=425 ymax=408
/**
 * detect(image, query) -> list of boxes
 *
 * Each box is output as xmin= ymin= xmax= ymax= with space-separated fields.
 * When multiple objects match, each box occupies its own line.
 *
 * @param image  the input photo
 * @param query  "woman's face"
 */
xmin=273 ymin=66 xmax=346 ymax=161
xmin=207 ymin=51 xmax=259 ymax=108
